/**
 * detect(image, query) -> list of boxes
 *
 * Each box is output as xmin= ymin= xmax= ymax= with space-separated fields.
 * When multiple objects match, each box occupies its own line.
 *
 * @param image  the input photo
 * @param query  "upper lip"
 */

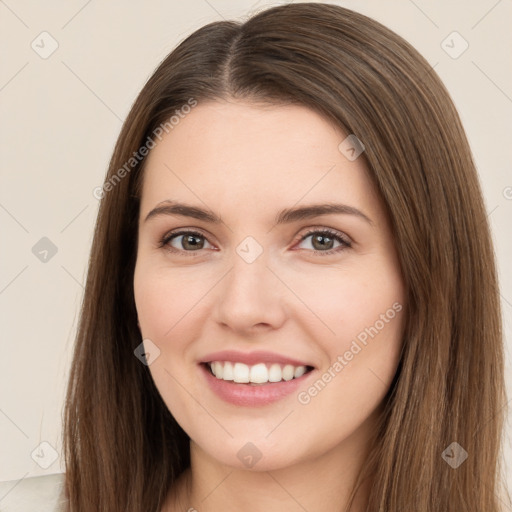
xmin=199 ymin=350 xmax=315 ymax=368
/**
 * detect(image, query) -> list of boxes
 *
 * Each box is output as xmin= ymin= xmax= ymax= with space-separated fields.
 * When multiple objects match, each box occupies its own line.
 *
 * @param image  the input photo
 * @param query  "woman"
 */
xmin=61 ymin=3 xmax=510 ymax=511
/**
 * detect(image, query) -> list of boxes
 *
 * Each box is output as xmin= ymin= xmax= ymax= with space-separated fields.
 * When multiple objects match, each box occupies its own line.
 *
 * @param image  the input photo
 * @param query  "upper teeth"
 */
xmin=209 ymin=361 xmax=308 ymax=384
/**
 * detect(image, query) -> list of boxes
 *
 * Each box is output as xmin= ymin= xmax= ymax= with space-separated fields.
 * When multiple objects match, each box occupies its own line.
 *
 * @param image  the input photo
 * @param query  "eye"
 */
xmin=159 ymin=230 xmax=214 ymax=256
xmin=294 ymin=228 xmax=351 ymax=256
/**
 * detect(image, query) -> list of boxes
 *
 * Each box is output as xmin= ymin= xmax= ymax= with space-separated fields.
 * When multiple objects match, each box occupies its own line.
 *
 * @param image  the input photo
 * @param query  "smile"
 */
xmin=207 ymin=361 xmax=314 ymax=385
xmin=199 ymin=361 xmax=316 ymax=407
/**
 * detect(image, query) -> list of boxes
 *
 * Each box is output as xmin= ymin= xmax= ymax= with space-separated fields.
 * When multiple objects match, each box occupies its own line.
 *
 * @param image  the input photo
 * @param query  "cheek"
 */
xmin=133 ymin=264 xmax=204 ymax=421
xmin=288 ymin=255 xmax=405 ymax=411
xmin=134 ymin=263 xmax=204 ymax=339
xmin=133 ymin=273 xmax=169 ymax=336
xmin=133 ymin=263 xmax=216 ymax=404
xmin=296 ymin=263 xmax=405 ymax=413
xmin=284 ymin=258 xmax=404 ymax=344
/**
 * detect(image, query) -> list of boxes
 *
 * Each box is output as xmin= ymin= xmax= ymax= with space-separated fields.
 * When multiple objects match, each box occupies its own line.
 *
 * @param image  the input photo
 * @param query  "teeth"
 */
xmin=250 ymin=363 xmax=268 ymax=383
xmin=282 ymin=364 xmax=295 ymax=381
xmin=213 ymin=361 xmax=224 ymax=379
xmin=268 ymin=363 xmax=282 ymax=382
xmin=223 ymin=361 xmax=234 ymax=380
xmin=233 ymin=362 xmax=249 ymax=383
xmin=294 ymin=365 xmax=306 ymax=378
xmin=208 ymin=361 xmax=310 ymax=384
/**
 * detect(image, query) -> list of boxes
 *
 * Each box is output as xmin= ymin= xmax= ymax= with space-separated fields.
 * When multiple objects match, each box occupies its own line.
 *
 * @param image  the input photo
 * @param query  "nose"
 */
xmin=213 ymin=247 xmax=288 ymax=335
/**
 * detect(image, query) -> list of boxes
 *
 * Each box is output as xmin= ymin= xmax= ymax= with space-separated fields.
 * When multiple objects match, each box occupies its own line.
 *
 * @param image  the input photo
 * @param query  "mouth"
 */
xmin=202 ymin=361 xmax=315 ymax=386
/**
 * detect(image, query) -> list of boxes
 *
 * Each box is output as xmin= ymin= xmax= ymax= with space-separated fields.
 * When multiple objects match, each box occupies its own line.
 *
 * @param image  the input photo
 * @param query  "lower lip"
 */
xmin=199 ymin=363 xmax=314 ymax=407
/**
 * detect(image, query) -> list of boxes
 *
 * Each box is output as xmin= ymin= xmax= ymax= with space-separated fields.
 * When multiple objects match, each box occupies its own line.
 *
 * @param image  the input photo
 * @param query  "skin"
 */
xmin=133 ymin=99 xmax=406 ymax=512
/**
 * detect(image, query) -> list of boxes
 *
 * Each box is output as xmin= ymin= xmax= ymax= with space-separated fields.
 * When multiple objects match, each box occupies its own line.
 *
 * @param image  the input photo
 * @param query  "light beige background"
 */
xmin=1 ymin=0 xmax=511 ymax=501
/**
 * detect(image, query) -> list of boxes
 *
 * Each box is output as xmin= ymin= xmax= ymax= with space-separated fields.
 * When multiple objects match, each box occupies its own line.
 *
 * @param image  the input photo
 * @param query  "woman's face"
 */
xmin=134 ymin=100 xmax=405 ymax=471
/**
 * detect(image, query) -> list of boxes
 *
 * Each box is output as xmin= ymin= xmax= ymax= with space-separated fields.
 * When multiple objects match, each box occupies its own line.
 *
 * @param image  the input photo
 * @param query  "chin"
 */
xmin=193 ymin=435 xmax=306 ymax=472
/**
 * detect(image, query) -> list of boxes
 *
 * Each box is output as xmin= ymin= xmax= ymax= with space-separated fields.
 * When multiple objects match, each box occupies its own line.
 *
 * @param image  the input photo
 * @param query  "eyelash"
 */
xmin=158 ymin=228 xmax=352 ymax=257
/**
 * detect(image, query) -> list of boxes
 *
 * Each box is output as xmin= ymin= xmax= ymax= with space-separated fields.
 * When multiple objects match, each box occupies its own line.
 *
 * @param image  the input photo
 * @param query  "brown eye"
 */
xmin=296 ymin=229 xmax=351 ymax=256
xmin=160 ymin=230 xmax=213 ymax=254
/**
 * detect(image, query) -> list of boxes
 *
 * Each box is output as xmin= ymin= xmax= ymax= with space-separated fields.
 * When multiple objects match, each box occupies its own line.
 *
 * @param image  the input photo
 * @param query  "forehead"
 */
xmin=139 ymin=100 xmax=381 ymax=221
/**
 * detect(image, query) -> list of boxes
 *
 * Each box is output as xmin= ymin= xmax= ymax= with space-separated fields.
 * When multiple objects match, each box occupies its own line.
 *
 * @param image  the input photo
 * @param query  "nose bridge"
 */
xmin=214 ymin=234 xmax=286 ymax=331
xmin=226 ymin=235 xmax=272 ymax=304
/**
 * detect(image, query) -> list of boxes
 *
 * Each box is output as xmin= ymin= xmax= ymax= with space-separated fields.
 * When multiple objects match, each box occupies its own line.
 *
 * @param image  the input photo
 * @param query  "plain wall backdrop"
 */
xmin=1 ymin=0 xmax=511 ymax=498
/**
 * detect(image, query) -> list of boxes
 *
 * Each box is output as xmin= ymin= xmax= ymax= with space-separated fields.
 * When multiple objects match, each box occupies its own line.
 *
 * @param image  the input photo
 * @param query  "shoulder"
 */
xmin=0 ymin=473 xmax=66 ymax=512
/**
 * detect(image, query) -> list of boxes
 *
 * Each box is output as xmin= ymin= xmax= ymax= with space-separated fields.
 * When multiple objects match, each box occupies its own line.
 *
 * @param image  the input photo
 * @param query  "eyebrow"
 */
xmin=144 ymin=200 xmax=373 ymax=226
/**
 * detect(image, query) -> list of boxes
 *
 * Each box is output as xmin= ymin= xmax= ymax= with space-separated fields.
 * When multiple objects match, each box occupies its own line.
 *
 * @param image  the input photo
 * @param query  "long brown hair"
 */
xmin=61 ymin=3 xmax=510 ymax=511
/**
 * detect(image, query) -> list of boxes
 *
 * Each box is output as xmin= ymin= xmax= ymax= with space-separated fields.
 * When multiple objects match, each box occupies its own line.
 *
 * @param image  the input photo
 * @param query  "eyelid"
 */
xmin=298 ymin=226 xmax=352 ymax=245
